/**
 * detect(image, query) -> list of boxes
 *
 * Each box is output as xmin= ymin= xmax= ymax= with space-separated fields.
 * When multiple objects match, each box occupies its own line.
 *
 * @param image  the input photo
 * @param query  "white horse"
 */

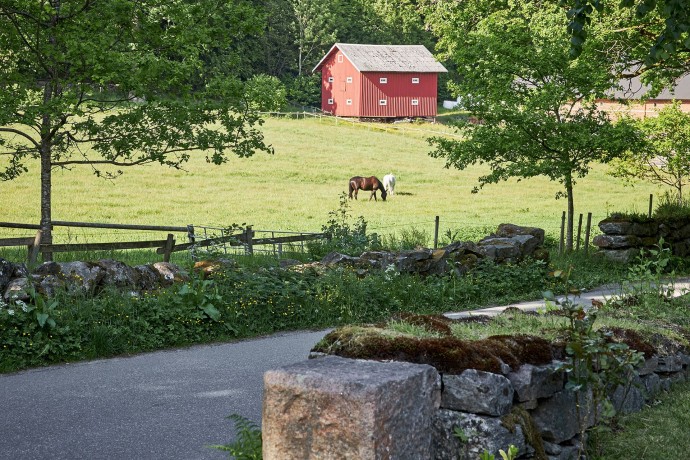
xmin=383 ymin=174 xmax=396 ymax=196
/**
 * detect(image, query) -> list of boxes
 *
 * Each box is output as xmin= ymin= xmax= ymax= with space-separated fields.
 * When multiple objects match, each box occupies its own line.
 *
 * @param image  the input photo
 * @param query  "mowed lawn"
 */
xmin=0 ymin=116 xmax=659 ymax=244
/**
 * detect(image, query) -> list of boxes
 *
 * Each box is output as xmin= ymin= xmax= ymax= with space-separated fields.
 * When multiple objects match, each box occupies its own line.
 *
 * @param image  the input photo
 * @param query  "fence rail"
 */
xmin=0 ymin=221 xmax=328 ymax=263
xmin=259 ymin=111 xmax=464 ymax=139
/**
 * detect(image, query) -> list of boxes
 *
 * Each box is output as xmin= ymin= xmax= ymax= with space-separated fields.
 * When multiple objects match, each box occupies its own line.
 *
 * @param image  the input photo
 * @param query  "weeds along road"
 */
xmin=0 ymin=329 xmax=329 ymax=460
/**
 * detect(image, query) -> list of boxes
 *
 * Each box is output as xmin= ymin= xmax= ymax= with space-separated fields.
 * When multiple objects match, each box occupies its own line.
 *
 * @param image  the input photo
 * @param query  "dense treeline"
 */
xmin=227 ymin=0 xmax=444 ymax=106
xmin=214 ymin=0 xmax=690 ymax=107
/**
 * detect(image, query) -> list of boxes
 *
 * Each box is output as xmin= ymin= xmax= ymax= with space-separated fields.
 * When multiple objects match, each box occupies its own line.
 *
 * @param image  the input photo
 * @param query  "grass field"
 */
xmin=0 ymin=115 xmax=660 ymax=248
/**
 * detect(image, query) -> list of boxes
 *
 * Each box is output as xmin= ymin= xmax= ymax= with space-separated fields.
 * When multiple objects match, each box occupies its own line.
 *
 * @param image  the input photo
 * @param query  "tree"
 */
xmin=0 ymin=0 xmax=275 ymax=259
xmin=564 ymin=0 xmax=690 ymax=64
xmin=610 ymin=101 xmax=690 ymax=204
xmin=290 ymin=0 xmax=338 ymax=76
xmin=427 ymin=1 xmax=636 ymax=251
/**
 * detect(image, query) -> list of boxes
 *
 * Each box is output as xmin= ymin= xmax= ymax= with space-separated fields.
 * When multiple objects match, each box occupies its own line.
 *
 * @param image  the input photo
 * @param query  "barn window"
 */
xmin=337 ymin=54 xmax=343 ymax=63
xmin=328 ymin=76 xmax=334 ymax=83
xmin=379 ymin=99 xmax=387 ymax=106
xmin=346 ymin=76 xmax=353 ymax=83
xmin=327 ymin=98 xmax=334 ymax=105
xmin=346 ymin=99 xmax=352 ymax=105
xmin=380 ymin=77 xmax=388 ymax=84
xmin=411 ymin=99 xmax=419 ymax=106
xmin=411 ymin=77 xmax=420 ymax=84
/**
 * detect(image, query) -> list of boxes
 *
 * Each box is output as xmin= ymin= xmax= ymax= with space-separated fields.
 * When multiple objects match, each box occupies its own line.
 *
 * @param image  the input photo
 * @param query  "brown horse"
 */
xmin=348 ymin=176 xmax=387 ymax=201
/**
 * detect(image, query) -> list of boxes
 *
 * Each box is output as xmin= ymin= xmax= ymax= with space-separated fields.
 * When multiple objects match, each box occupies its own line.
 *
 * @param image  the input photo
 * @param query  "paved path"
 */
xmin=445 ymin=278 xmax=690 ymax=319
xmin=0 ymin=330 xmax=329 ymax=460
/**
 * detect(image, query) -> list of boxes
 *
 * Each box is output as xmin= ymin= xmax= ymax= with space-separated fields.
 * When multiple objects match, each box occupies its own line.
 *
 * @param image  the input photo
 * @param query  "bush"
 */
xmin=284 ymin=74 xmax=321 ymax=108
xmin=308 ymin=193 xmax=381 ymax=258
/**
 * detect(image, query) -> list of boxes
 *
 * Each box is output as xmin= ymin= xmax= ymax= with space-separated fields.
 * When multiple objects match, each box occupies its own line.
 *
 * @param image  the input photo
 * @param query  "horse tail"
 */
xmin=348 ymin=179 xmax=354 ymax=199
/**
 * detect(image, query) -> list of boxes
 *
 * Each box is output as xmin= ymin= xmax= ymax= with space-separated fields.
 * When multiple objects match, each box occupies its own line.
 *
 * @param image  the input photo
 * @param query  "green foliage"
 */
xmin=563 ymin=0 xmax=690 ymax=65
xmin=427 ymin=1 xmax=636 ymax=251
xmin=552 ymin=267 xmax=644 ymax=441
xmin=244 ymin=75 xmax=287 ymax=112
xmin=381 ymin=228 xmax=429 ymax=251
xmin=479 ymin=445 xmax=519 ymax=460
xmin=653 ymin=191 xmax=690 ymax=220
xmin=626 ymin=237 xmax=673 ymax=294
xmin=587 ymin=381 xmax=690 ymax=458
xmin=452 ymin=426 xmax=469 ymax=444
xmin=308 ymin=193 xmax=382 ymax=258
xmin=284 ymin=74 xmax=321 ymax=107
xmin=210 ymin=414 xmax=262 ymax=460
xmin=0 ymin=0 xmax=272 ymax=246
xmin=174 ymin=277 xmax=223 ymax=322
xmin=609 ymin=102 xmax=690 ymax=204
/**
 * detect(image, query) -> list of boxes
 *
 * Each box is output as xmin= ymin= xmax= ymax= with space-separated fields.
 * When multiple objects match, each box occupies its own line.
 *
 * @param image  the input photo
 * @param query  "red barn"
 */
xmin=312 ymin=43 xmax=448 ymax=118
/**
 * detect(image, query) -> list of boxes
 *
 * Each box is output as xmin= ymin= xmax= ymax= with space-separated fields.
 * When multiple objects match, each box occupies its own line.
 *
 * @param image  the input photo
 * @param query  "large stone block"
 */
xmin=598 ymin=220 xmax=633 ymax=235
xmin=641 ymin=373 xmax=661 ymax=401
xmin=592 ymin=234 xmax=640 ymax=249
xmin=531 ymin=389 xmax=595 ymax=443
xmin=610 ymin=381 xmax=645 ymax=415
xmin=507 ymin=363 xmax=565 ymax=403
xmin=441 ymin=369 xmax=514 ymax=416
xmin=494 ymin=223 xmax=546 ymax=246
xmin=263 ymin=356 xmax=441 ymax=460
xmin=657 ymin=354 xmax=684 ymax=373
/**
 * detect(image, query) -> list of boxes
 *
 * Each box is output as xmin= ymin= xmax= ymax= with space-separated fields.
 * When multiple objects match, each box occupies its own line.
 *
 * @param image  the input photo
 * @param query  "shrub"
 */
xmin=308 ymin=193 xmax=381 ymax=258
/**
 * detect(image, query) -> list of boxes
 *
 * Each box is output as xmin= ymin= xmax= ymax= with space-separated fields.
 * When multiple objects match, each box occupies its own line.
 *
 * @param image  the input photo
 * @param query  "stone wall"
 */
xmin=0 ymin=258 xmax=188 ymax=302
xmin=594 ymin=216 xmax=690 ymax=262
xmin=263 ymin=351 xmax=690 ymax=460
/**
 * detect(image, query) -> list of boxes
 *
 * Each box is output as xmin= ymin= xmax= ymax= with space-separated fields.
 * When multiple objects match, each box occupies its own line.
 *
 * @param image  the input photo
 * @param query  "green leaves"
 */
xmin=175 ymin=278 xmax=223 ymax=322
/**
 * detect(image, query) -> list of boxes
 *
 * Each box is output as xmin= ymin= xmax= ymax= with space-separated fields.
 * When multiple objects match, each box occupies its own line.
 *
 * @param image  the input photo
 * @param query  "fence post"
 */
xmin=187 ymin=225 xmax=195 ymax=244
xmin=245 ymin=226 xmax=254 ymax=255
xmin=162 ymin=234 xmax=175 ymax=262
xmin=28 ymin=230 xmax=42 ymax=265
xmin=558 ymin=211 xmax=565 ymax=256
xmin=584 ymin=213 xmax=592 ymax=256
xmin=433 ymin=216 xmax=440 ymax=249
xmin=576 ymin=213 xmax=583 ymax=251
xmin=648 ymin=194 xmax=653 ymax=218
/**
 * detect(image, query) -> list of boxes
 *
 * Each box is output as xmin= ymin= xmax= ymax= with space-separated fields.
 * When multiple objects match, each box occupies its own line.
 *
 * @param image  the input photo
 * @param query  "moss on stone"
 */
xmin=501 ymin=405 xmax=547 ymax=460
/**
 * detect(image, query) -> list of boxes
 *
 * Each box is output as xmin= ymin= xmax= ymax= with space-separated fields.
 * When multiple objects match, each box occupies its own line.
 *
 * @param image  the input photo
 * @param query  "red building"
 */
xmin=312 ymin=43 xmax=447 ymax=118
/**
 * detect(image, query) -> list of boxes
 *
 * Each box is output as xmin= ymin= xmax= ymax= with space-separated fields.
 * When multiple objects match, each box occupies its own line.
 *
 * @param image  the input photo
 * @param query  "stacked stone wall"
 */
xmin=594 ymin=216 xmax=690 ymax=262
xmin=263 ymin=351 xmax=690 ymax=459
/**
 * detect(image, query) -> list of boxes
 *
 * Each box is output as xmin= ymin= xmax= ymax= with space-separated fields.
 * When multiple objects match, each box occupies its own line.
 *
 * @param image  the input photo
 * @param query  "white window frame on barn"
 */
xmin=346 ymin=76 xmax=353 ymax=83
xmin=379 ymin=77 xmax=388 ymax=84
xmin=379 ymin=99 xmax=387 ymax=106
xmin=411 ymin=77 xmax=420 ymax=84
xmin=327 ymin=98 xmax=334 ymax=105
xmin=411 ymin=99 xmax=419 ymax=106
xmin=337 ymin=54 xmax=343 ymax=63
xmin=328 ymin=76 xmax=334 ymax=83
xmin=346 ymin=99 xmax=352 ymax=105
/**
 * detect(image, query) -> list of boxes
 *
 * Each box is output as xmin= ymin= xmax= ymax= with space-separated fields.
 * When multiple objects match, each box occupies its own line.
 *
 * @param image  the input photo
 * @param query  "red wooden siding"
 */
xmin=360 ymin=72 xmax=438 ymax=117
xmin=317 ymin=47 xmax=440 ymax=118
xmin=320 ymin=51 xmax=361 ymax=117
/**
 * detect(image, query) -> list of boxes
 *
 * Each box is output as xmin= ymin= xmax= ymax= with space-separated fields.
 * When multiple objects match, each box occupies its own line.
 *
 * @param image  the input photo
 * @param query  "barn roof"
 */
xmin=312 ymin=43 xmax=448 ymax=74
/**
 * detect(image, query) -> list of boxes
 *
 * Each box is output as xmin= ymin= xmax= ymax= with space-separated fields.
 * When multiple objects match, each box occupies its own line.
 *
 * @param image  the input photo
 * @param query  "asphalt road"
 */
xmin=0 ymin=329 xmax=329 ymax=460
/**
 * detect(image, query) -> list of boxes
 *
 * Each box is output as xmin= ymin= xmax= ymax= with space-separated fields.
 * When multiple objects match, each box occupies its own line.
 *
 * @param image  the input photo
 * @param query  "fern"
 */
xmin=209 ymin=414 xmax=262 ymax=460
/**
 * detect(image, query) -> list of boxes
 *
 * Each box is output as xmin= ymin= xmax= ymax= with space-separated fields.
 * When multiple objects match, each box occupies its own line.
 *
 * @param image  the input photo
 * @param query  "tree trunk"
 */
xmin=40 ymin=90 xmax=53 ymax=262
xmin=565 ymin=177 xmax=574 ymax=253
xmin=39 ymin=3 xmax=60 ymax=263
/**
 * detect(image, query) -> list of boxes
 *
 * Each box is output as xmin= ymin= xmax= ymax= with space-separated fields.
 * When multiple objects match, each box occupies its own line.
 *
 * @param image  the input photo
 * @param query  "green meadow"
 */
xmin=0 ymin=115 xmax=659 ymax=246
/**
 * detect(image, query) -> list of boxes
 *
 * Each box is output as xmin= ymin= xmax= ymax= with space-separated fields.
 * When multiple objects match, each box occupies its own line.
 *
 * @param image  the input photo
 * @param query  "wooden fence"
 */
xmin=0 ymin=221 xmax=328 ymax=263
